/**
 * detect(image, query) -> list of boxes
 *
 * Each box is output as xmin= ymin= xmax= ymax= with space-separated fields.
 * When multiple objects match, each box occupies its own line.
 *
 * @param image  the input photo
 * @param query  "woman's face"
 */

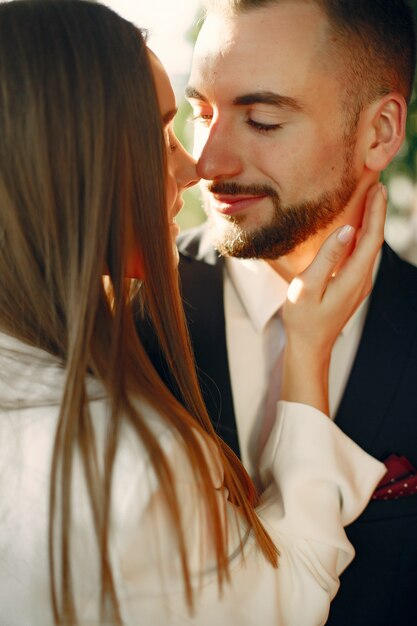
xmin=125 ymin=52 xmax=198 ymax=278
xmin=148 ymin=50 xmax=199 ymax=242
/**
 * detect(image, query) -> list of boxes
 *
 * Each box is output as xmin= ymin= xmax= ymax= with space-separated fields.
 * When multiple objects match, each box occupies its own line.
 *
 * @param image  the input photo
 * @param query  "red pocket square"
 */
xmin=373 ymin=454 xmax=417 ymax=500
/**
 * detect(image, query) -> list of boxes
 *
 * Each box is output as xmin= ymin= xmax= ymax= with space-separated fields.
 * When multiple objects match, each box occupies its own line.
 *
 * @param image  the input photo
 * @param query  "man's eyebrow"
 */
xmin=162 ymin=108 xmax=178 ymax=124
xmin=185 ymin=86 xmax=208 ymax=102
xmin=234 ymin=91 xmax=304 ymax=111
xmin=185 ymin=87 xmax=303 ymax=112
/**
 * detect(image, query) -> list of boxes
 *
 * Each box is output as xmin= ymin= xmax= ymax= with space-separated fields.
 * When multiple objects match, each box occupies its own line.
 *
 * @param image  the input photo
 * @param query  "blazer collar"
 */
xmin=335 ymin=243 xmax=417 ymax=452
xmin=177 ymin=223 xmax=221 ymax=265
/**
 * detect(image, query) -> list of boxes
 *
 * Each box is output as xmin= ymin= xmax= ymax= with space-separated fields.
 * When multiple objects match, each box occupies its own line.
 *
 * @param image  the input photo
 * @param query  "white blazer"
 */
xmin=0 ymin=332 xmax=385 ymax=625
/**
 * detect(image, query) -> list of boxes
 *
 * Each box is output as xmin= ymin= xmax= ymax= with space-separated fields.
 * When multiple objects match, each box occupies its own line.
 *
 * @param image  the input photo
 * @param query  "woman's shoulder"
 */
xmin=104 ymin=398 xmax=223 ymax=523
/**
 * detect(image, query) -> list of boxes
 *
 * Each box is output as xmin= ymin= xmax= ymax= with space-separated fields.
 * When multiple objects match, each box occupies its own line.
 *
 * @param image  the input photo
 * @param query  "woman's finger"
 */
xmin=286 ymin=182 xmax=386 ymax=330
xmin=333 ymin=183 xmax=386 ymax=290
xmin=288 ymin=224 xmax=356 ymax=302
xmin=356 ymin=183 xmax=386 ymax=245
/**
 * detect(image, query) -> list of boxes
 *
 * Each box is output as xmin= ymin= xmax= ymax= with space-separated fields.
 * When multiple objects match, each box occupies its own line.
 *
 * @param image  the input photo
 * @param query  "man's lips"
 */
xmin=211 ymin=193 xmax=268 ymax=215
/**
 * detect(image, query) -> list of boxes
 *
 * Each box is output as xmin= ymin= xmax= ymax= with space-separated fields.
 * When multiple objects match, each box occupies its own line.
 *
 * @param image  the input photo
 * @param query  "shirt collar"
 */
xmin=226 ymin=257 xmax=289 ymax=333
xmin=0 ymin=331 xmax=107 ymax=409
xmin=225 ymin=249 xmax=382 ymax=337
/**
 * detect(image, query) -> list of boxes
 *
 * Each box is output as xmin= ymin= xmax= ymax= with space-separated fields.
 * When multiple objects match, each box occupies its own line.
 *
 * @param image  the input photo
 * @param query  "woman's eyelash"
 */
xmin=165 ymin=128 xmax=178 ymax=154
xmin=246 ymin=119 xmax=283 ymax=133
xmin=190 ymin=113 xmax=212 ymax=123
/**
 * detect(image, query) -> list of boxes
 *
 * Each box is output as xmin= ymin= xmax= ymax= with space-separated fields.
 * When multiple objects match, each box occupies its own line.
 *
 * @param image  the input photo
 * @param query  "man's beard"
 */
xmin=205 ymin=153 xmax=358 ymax=260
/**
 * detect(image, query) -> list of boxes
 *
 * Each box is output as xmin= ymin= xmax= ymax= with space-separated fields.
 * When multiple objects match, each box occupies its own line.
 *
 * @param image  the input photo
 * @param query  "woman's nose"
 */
xmin=175 ymin=143 xmax=200 ymax=190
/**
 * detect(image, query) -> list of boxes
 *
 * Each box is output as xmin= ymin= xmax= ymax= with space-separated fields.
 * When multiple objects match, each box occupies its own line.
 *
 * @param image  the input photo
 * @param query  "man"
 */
xmin=177 ymin=1 xmax=417 ymax=624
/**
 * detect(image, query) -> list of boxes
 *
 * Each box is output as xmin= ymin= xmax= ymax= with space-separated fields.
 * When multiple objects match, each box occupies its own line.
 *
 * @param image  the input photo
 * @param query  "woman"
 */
xmin=0 ymin=1 xmax=385 ymax=625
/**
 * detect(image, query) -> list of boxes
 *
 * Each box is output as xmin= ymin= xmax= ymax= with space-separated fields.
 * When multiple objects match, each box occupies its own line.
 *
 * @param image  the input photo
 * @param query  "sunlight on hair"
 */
xmin=287 ymin=277 xmax=304 ymax=303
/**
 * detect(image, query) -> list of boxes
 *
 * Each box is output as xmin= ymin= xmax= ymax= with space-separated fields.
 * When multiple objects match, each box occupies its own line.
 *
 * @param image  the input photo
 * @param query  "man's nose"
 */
xmin=195 ymin=124 xmax=243 ymax=181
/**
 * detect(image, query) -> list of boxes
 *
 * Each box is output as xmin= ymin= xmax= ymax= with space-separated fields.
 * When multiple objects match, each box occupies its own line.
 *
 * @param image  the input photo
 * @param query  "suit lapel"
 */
xmin=178 ymin=230 xmax=417 ymax=461
xmin=178 ymin=227 xmax=240 ymax=455
xmin=335 ymin=244 xmax=417 ymax=453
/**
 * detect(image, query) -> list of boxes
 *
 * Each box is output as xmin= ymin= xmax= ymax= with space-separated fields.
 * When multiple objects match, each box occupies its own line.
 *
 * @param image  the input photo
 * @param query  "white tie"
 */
xmin=258 ymin=311 xmax=286 ymax=464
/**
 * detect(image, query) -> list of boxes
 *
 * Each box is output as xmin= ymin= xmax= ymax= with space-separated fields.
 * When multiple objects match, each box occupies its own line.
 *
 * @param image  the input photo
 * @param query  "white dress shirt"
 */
xmin=0 ymin=331 xmax=385 ymax=626
xmin=224 ymin=255 xmax=376 ymax=477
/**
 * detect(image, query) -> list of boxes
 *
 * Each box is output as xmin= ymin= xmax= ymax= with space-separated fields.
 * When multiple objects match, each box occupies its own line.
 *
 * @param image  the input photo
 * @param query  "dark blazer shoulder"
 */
xmin=177 ymin=223 xmax=222 ymax=266
xmin=380 ymin=242 xmax=417 ymax=303
xmin=322 ymin=244 xmax=417 ymax=626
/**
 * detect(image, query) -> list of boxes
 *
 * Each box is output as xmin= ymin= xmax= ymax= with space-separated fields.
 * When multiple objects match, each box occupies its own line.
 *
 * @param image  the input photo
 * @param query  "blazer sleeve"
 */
xmin=98 ymin=402 xmax=386 ymax=626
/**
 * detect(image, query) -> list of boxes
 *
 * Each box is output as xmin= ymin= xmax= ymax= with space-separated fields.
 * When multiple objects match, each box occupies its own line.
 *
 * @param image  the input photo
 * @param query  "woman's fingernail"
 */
xmin=337 ymin=224 xmax=355 ymax=244
xmin=379 ymin=183 xmax=387 ymax=200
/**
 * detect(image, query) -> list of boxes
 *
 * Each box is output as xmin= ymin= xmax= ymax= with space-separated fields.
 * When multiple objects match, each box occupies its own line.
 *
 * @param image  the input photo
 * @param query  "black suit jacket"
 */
xmin=177 ymin=223 xmax=417 ymax=626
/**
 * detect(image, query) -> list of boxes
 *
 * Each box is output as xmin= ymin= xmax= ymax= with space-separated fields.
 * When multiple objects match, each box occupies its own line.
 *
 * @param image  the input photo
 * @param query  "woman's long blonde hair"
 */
xmin=0 ymin=1 xmax=277 ymax=622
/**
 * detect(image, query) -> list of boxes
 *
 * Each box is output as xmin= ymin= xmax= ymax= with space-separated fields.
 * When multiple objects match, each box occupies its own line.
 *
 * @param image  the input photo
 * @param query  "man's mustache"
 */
xmin=208 ymin=181 xmax=279 ymax=199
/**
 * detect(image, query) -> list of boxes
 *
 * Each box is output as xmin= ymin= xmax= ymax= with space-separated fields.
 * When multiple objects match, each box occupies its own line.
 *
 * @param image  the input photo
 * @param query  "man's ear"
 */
xmin=363 ymin=94 xmax=407 ymax=171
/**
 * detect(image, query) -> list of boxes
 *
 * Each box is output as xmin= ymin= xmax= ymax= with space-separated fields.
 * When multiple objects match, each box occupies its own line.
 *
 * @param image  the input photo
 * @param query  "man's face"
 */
xmin=187 ymin=2 xmax=360 ymax=259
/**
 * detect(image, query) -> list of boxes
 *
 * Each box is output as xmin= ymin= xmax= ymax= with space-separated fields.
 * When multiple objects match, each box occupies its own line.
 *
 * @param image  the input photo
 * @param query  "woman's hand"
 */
xmin=281 ymin=183 xmax=387 ymax=413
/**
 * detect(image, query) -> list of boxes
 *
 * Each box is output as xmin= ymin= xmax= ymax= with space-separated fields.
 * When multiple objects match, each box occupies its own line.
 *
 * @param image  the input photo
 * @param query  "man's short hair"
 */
xmin=204 ymin=0 xmax=417 ymax=114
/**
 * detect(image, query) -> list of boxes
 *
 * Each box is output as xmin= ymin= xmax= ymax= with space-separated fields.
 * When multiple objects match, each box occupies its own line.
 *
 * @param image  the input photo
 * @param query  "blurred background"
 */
xmin=103 ymin=0 xmax=417 ymax=265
